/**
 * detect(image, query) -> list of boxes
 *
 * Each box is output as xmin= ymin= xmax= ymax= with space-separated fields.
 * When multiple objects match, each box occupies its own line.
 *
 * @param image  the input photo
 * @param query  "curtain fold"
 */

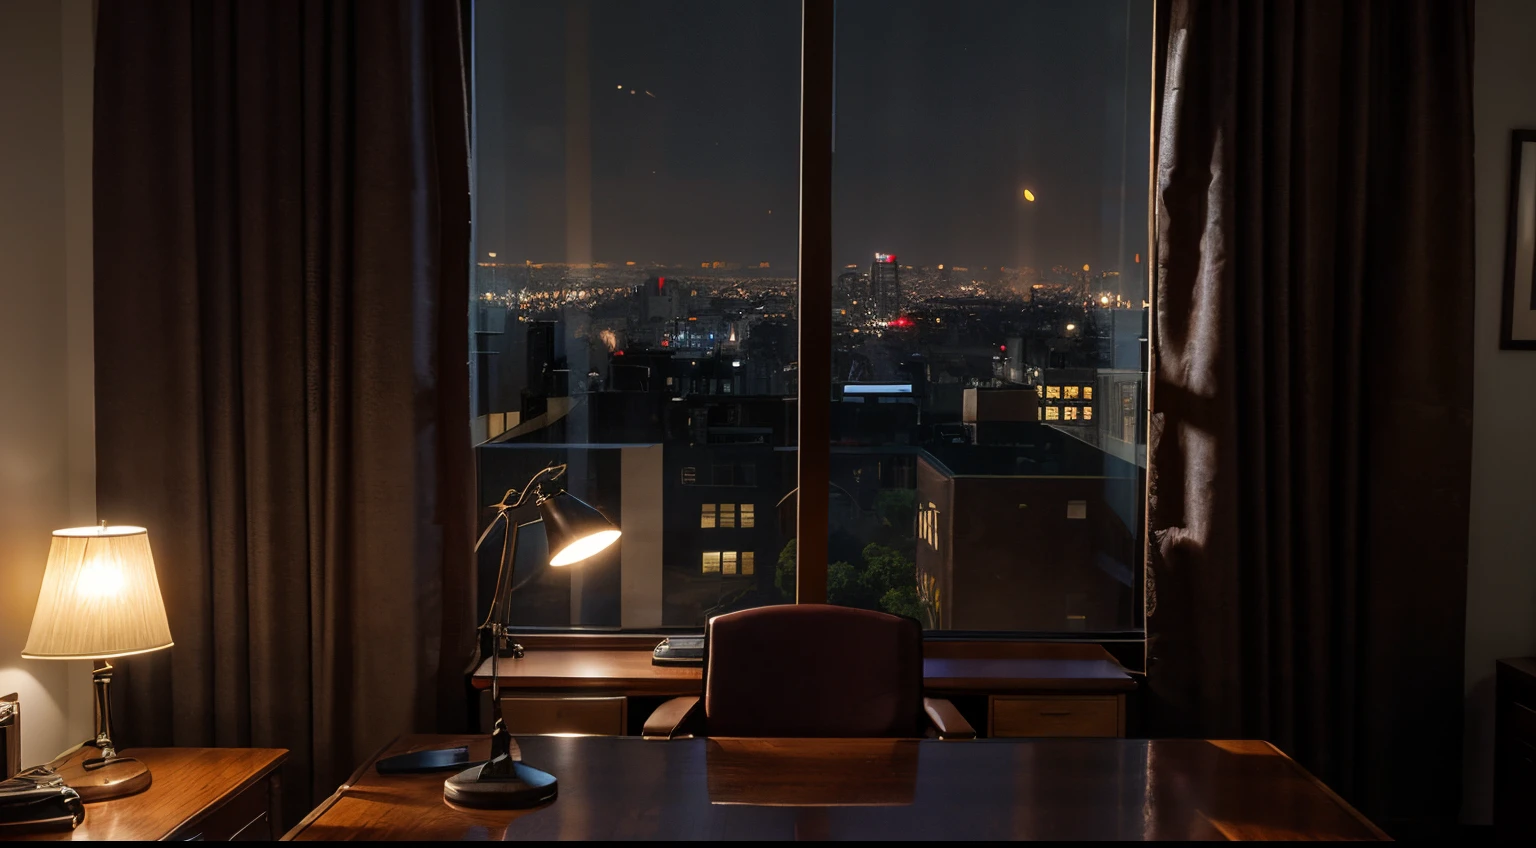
xmin=1148 ymin=0 xmax=1474 ymax=833
xmin=92 ymin=0 xmax=473 ymax=823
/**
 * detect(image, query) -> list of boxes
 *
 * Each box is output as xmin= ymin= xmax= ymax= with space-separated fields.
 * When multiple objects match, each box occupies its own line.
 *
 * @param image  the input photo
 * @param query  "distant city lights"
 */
xmin=1101 ymin=295 xmax=1111 ymax=305
xmin=488 ymin=252 xmax=496 ymax=258
xmin=1022 ymin=188 xmax=1036 ymax=202
xmin=1066 ymin=323 xmax=1077 ymax=331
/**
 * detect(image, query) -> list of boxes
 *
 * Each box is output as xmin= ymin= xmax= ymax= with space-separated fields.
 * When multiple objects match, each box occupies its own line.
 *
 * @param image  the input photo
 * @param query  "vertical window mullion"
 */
xmin=795 ymin=0 xmax=835 ymax=604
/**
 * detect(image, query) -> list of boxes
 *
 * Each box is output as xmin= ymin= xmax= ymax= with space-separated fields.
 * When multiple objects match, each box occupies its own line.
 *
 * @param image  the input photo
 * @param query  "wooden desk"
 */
xmin=284 ymin=734 xmax=1385 ymax=841
xmin=5 ymin=748 xmax=286 ymax=841
xmin=472 ymin=651 xmax=1136 ymax=695
xmin=471 ymin=648 xmax=1136 ymax=737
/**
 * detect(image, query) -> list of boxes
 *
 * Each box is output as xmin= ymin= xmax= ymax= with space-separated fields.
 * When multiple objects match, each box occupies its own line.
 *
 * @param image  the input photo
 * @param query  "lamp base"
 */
xmin=53 ymin=747 xmax=151 ymax=802
xmin=443 ymin=758 xmax=557 ymax=810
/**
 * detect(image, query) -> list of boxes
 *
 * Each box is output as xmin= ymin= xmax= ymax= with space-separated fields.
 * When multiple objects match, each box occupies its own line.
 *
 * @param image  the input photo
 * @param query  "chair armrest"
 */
xmin=923 ymin=697 xmax=976 ymax=740
xmin=642 ymin=696 xmax=702 ymax=740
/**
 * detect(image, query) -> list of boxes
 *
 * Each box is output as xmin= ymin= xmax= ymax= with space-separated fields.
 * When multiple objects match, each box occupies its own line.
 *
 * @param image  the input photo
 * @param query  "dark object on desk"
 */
xmin=0 ymin=767 xmax=84 ymax=835
xmin=643 ymin=604 xmax=974 ymax=740
xmin=285 ymin=734 xmax=1388 ymax=841
xmin=376 ymin=746 xmax=473 ymax=775
xmin=0 ymin=695 xmax=17 ymax=781
xmin=651 ymin=636 xmax=704 ymax=667
xmin=1496 ymin=657 xmax=1536 ymax=841
xmin=449 ymin=464 xmax=621 ymax=810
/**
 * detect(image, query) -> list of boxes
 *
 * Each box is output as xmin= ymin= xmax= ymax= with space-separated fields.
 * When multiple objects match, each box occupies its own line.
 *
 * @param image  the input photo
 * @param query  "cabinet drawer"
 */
xmin=990 ymin=696 xmax=1121 ymax=737
xmin=168 ymin=775 xmax=272 ymax=841
xmin=500 ymin=696 xmax=627 ymax=736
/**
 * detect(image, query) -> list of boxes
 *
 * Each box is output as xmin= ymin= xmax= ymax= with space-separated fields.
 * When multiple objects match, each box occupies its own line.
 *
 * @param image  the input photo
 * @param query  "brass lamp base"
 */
xmin=53 ymin=747 xmax=151 ymax=802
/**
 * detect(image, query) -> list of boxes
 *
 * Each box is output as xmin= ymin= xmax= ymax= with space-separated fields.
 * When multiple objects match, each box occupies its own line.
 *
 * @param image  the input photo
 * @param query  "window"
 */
xmin=470 ymin=0 xmax=1151 ymax=636
xmin=918 ymin=502 xmax=940 ymax=550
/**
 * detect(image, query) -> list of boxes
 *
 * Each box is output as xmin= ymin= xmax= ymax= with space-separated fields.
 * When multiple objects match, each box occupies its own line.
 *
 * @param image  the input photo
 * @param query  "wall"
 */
xmin=0 ymin=0 xmax=95 ymax=768
xmin=1464 ymin=0 xmax=1536 ymax=825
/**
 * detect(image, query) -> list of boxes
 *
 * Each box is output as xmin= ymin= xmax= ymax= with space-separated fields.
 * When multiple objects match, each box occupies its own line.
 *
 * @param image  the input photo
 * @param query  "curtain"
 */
xmin=92 ymin=0 xmax=473 ymax=823
xmin=1147 ymin=0 xmax=1474 ymax=834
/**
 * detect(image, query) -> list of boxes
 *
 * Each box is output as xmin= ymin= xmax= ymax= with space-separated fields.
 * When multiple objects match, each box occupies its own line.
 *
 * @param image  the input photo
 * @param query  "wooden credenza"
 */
xmin=2 ymin=747 xmax=287 ymax=842
xmin=1497 ymin=657 xmax=1536 ymax=841
xmin=473 ymin=641 xmax=1137 ymax=739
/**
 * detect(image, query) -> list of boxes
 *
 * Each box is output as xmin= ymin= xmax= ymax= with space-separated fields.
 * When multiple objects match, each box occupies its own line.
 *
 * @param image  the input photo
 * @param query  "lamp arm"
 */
xmin=489 ymin=463 xmax=568 ymax=513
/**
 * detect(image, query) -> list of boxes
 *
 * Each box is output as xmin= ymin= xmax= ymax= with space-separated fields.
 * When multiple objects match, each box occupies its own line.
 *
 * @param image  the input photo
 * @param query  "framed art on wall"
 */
xmin=1501 ymin=129 xmax=1536 ymax=349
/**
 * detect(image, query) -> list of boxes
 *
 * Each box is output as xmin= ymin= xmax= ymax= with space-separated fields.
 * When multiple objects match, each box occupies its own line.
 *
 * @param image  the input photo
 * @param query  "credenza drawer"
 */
xmin=500 ymin=696 xmax=628 ymax=736
xmin=990 ymin=695 xmax=1121 ymax=737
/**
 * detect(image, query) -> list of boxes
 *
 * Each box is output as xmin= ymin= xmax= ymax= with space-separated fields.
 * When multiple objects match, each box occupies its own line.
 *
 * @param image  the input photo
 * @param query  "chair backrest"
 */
xmin=703 ymin=604 xmax=924 ymax=737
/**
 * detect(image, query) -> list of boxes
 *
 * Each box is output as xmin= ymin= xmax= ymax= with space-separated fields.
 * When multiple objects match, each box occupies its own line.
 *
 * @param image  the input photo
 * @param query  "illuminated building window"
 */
xmin=702 ymin=552 xmax=721 ymax=574
xmin=1036 ymin=385 xmax=1044 ymax=398
xmin=1084 ymin=406 xmax=1094 ymax=420
xmin=1045 ymin=406 xmax=1060 ymax=420
xmin=1082 ymin=386 xmax=1093 ymax=400
xmin=740 ymin=503 xmax=755 ymax=528
xmin=700 ymin=504 xmax=716 ymax=528
xmin=918 ymin=502 xmax=940 ymax=550
xmin=719 ymin=503 xmax=737 ymax=528
xmin=722 ymin=551 xmax=738 ymax=575
xmin=1064 ymin=406 xmax=1078 ymax=421
xmin=742 ymin=551 xmax=755 ymax=575
xmin=1063 ymin=385 xmax=1079 ymax=400
xmin=1045 ymin=386 xmax=1061 ymax=399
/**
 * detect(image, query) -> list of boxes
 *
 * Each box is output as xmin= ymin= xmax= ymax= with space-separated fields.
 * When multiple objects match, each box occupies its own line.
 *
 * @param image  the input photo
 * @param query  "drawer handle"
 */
xmin=1037 ymin=711 xmax=1073 ymax=717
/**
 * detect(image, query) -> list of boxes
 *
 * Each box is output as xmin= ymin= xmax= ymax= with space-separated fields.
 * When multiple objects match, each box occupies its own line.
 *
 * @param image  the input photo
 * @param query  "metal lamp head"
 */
xmin=538 ymin=491 xmax=621 ymax=567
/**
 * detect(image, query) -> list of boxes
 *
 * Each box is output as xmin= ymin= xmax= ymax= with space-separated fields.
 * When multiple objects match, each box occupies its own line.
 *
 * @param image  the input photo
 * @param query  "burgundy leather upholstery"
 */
xmin=703 ymin=604 xmax=925 ymax=738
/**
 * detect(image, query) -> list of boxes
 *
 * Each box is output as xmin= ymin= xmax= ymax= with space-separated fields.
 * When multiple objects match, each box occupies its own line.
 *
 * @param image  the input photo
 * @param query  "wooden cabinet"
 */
xmin=989 ymin=695 xmax=1125 ymax=738
xmin=1 ymin=747 xmax=285 ymax=842
xmin=1496 ymin=658 xmax=1536 ymax=841
xmin=499 ymin=696 xmax=628 ymax=736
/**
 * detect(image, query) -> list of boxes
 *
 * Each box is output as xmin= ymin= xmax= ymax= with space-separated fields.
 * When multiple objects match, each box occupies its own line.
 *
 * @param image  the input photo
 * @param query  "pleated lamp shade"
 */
xmin=22 ymin=526 xmax=174 ymax=661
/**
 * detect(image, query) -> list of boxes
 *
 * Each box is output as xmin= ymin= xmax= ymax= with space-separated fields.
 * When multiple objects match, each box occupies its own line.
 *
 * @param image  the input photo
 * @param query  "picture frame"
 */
xmin=1501 ymin=129 xmax=1536 ymax=349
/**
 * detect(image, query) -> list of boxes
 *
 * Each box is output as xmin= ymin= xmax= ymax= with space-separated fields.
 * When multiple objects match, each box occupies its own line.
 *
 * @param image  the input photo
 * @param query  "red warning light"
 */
xmin=658 ymin=276 xmax=665 ymax=290
xmin=615 ymin=350 xmax=625 ymax=356
xmin=660 ymin=339 xmax=670 ymax=347
xmin=889 ymin=316 xmax=914 ymax=328
xmin=1000 ymin=344 xmax=1007 ymax=352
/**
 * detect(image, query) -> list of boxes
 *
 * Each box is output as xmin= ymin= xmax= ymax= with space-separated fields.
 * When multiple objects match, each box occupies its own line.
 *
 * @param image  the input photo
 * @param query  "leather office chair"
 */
xmin=642 ymin=604 xmax=975 ymax=739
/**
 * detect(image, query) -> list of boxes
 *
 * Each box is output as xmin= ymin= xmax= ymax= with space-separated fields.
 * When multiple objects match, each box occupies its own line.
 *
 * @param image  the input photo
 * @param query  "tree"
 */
xmin=775 ymin=539 xmax=797 ymax=602
xmin=826 ymin=561 xmax=863 ymax=607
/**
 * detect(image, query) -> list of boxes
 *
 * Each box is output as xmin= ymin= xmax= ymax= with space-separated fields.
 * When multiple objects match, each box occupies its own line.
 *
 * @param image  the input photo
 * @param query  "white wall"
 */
xmin=0 ymin=0 xmax=95 ymax=768
xmin=1464 ymin=0 xmax=1536 ymax=826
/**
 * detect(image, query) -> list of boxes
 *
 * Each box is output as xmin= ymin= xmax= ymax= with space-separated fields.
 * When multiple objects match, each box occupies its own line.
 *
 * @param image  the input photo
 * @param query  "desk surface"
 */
xmin=471 ymin=649 xmax=1136 ymax=695
xmin=8 ymin=747 xmax=286 ymax=842
xmin=284 ymin=734 xmax=1385 ymax=841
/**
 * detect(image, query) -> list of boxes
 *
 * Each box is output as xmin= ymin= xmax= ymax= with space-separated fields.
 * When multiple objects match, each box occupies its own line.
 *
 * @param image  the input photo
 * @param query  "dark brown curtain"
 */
xmin=1148 ymin=0 xmax=1473 ymax=835
xmin=92 ymin=0 xmax=473 ymax=824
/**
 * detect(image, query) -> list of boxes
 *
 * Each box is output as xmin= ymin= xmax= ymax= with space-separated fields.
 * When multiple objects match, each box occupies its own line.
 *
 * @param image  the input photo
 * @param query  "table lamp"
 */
xmin=21 ymin=524 xmax=173 ymax=801
xmin=443 ymin=463 xmax=620 ymax=809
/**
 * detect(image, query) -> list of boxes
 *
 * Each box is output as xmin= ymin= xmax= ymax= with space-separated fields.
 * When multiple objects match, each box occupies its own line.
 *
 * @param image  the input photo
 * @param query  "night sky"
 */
xmin=473 ymin=0 xmax=1151 ymax=278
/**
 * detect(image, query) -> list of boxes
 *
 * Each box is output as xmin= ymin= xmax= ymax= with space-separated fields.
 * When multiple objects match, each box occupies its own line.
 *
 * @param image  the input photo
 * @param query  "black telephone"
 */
xmin=0 ymin=766 xmax=85 ymax=835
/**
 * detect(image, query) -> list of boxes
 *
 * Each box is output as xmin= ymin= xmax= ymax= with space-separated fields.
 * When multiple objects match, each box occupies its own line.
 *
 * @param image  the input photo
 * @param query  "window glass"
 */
xmin=827 ymin=0 xmax=1151 ymax=631
xmin=471 ymin=0 xmax=800 ymax=628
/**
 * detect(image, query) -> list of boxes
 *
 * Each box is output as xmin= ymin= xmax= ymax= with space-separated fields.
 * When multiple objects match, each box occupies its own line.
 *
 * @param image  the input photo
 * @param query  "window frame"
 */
xmin=466 ymin=0 xmax=1156 ymax=641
